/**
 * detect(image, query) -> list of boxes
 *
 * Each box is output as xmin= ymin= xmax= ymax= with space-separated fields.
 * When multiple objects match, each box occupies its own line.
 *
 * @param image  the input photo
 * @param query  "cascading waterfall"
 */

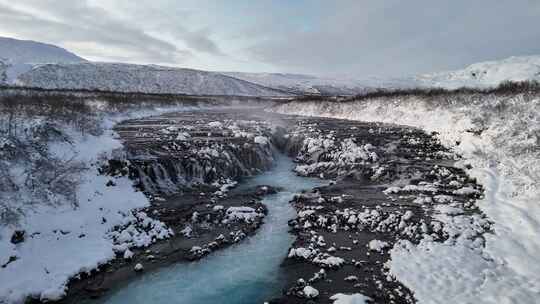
xmin=94 ymin=154 xmax=324 ymax=304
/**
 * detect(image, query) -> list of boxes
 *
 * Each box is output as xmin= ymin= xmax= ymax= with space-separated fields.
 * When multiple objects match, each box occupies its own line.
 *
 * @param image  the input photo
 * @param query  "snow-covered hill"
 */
xmin=0 ymin=37 xmax=86 ymax=83
xmin=418 ymin=55 xmax=540 ymax=89
xmin=0 ymin=37 xmax=85 ymax=64
xmin=15 ymin=63 xmax=288 ymax=96
xmin=222 ymin=72 xmax=416 ymax=95
xmin=221 ymin=72 xmax=359 ymax=95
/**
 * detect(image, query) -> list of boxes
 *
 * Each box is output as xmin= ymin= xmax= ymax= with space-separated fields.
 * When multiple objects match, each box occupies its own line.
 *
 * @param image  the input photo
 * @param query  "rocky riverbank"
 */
xmin=272 ymin=116 xmax=488 ymax=303
xmin=52 ymin=108 xmax=488 ymax=304
xmin=57 ymin=109 xmax=284 ymax=303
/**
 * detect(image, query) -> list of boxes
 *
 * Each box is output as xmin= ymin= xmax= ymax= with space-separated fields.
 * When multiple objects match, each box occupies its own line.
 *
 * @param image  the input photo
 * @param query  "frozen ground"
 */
xmin=271 ymin=92 xmax=540 ymax=303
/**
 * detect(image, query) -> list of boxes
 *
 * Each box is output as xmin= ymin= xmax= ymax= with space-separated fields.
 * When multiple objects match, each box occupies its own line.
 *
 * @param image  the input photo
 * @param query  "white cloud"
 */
xmin=0 ymin=0 xmax=539 ymax=77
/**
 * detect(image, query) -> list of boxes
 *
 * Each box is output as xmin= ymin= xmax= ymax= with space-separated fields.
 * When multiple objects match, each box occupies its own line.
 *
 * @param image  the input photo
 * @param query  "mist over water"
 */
xmin=98 ymin=154 xmax=324 ymax=304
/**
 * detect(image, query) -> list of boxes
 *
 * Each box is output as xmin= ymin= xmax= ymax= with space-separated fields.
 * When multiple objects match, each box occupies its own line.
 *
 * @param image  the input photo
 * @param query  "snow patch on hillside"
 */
xmin=270 ymin=94 xmax=540 ymax=303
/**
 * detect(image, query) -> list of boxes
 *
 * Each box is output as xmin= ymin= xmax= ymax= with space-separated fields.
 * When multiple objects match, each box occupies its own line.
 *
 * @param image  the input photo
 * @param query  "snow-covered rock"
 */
xmin=223 ymin=206 xmax=263 ymax=223
xmin=302 ymin=286 xmax=319 ymax=298
xmin=329 ymin=293 xmax=372 ymax=304
xmin=368 ymin=239 xmax=389 ymax=252
xmin=254 ymin=135 xmax=269 ymax=145
xmin=134 ymin=263 xmax=144 ymax=272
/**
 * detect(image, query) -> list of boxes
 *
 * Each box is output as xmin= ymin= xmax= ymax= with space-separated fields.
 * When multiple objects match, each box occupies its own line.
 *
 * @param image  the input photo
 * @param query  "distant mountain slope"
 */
xmin=221 ymin=72 xmax=365 ymax=95
xmin=0 ymin=37 xmax=85 ymax=64
xmin=417 ymin=55 xmax=540 ymax=89
xmin=0 ymin=36 xmax=86 ymax=82
xmin=15 ymin=62 xmax=289 ymax=96
xmin=222 ymin=72 xmax=417 ymax=95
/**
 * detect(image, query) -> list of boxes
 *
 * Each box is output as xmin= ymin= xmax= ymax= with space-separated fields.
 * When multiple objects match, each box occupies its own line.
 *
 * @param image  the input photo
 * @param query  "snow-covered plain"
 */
xmin=271 ymin=91 xmax=540 ymax=303
xmin=0 ymin=102 xmax=193 ymax=303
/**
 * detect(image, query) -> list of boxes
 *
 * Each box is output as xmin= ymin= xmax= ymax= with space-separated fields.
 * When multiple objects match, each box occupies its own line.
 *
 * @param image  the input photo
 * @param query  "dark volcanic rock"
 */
xmin=272 ymin=116 xmax=488 ymax=304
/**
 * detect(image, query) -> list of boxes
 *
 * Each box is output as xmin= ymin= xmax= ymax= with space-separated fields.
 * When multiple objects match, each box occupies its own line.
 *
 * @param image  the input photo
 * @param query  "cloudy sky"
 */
xmin=0 ymin=0 xmax=539 ymax=78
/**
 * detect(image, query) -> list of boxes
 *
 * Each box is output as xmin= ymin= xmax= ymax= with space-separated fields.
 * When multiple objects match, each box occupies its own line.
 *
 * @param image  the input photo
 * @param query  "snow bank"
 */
xmin=330 ymin=293 xmax=371 ymax=304
xmin=271 ymin=93 xmax=540 ymax=303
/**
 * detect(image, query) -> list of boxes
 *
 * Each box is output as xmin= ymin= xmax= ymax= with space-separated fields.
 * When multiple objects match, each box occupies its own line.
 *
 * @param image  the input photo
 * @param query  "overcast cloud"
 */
xmin=0 ymin=0 xmax=538 ymax=77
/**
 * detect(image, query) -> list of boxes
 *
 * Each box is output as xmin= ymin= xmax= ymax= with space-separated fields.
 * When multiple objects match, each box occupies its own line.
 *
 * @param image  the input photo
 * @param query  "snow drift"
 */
xmin=270 ymin=90 xmax=540 ymax=303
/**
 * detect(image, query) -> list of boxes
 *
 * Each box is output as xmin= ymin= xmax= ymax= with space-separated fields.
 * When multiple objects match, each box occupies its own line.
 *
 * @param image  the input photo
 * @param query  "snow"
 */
xmin=223 ymin=206 xmax=263 ymax=223
xmin=14 ymin=62 xmax=288 ymax=96
xmin=0 ymin=36 xmax=86 ymax=82
xmin=312 ymin=254 xmax=345 ymax=268
xmin=0 ymin=105 xmax=186 ymax=303
xmin=123 ymin=249 xmax=134 ymax=260
xmin=288 ymin=247 xmax=316 ymax=259
xmin=222 ymin=71 xmax=366 ymax=95
xmin=270 ymin=89 xmax=540 ymax=303
xmin=402 ymin=211 xmax=414 ymax=221
xmin=208 ymin=121 xmax=223 ymax=128
xmin=222 ymin=71 xmax=417 ymax=95
xmin=302 ymin=286 xmax=319 ymax=298
xmin=0 ymin=36 xmax=85 ymax=64
xmin=176 ymin=132 xmax=190 ymax=141
xmin=329 ymin=293 xmax=372 ymax=304
xmin=254 ymin=135 xmax=269 ymax=145
xmin=418 ymin=55 xmax=540 ymax=89
xmin=133 ymin=263 xmax=144 ymax=272
xmin=368 ymin=239 xmax=389 ymax=252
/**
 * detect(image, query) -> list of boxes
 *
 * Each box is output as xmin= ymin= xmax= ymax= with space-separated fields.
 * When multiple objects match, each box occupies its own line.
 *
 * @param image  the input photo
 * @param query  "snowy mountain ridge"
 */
xmin=0 ymin=37 xmax=86 ymax=83
xmin=2 ymin=36 xmax=540 ymax=95
xmin=227 ymin=55 xmax=540 ymax=94
xmin=14 ymin=62 xmax=288 ymax=96
xmin=0 ymin=37 xmax=85 ymax=64
xmin=417 ymin=55 xmax=540 ymax=89
xmin=222 ymin=71 xmax=417 ymax=95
